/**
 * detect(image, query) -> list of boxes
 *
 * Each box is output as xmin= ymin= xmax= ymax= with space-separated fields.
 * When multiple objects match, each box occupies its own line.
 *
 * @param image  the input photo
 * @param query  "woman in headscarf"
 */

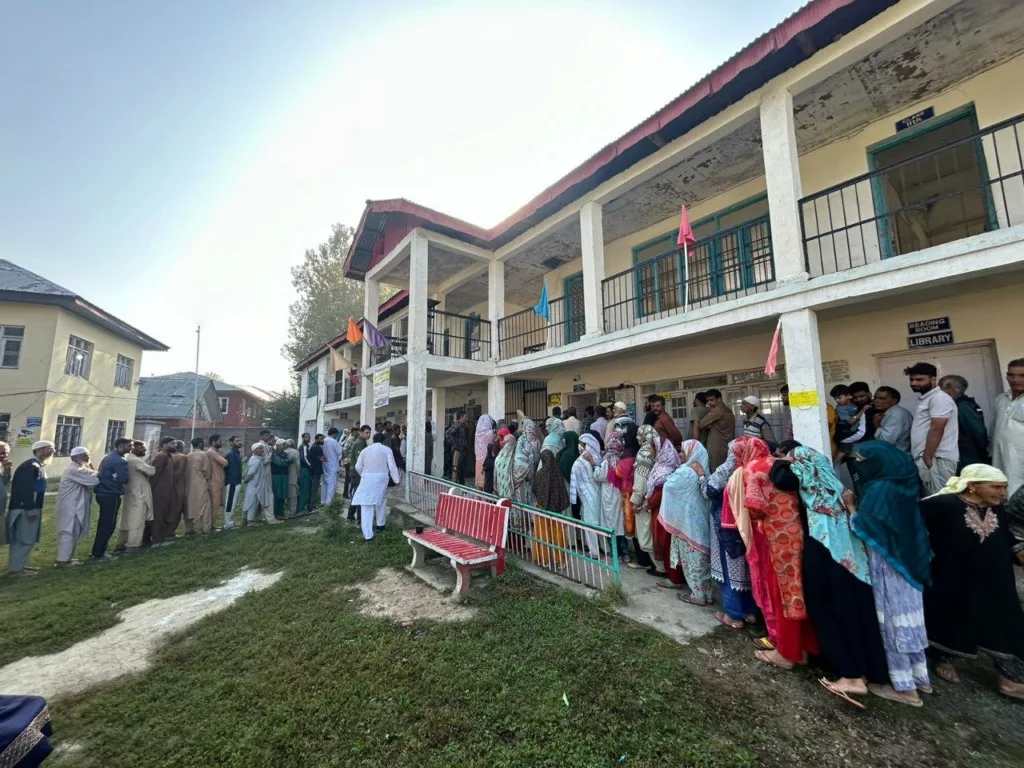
xmin=630 ymin=425 xmax=660 ymax=570
xmin=847 ymin=441 xmax=933 ymax=707
xmin=595 ymin=432 xmax=629 ymax=562
xmin=920 ymin=464 xmax=1024 ymax=701
xmin=571 ymin=433 xmax=603 ymax=557
xmin=726 ymin=437 xmax=818 ymax=673
xmin=483 ymin=421 xmax=503 ymax=495
xmin=647 ymin=439 xmax=681 ymax=580
xmin=532 ymin=446 xmax=570 ymax=568
xmin=474 ymin=416 xmax=496 ymax=491
xmin=708 ymin=440 xmax=757 ymax=628
xmin=543 ymin=417 xmax=566 ymax=456
xmin=557 ymin=431 xmax=581 ymax=517
xmin=493 ymin=429 xmax=517 ymax=500
xmin=659 ymin=440 xmax=714 ymax=604
xmin=512 ymin=417 xmax=542 ymax=506
xmin=771 ymin=445 xmax=886 ymax=708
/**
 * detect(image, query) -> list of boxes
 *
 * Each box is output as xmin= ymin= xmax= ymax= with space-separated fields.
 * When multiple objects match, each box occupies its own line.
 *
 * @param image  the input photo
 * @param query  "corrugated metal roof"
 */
xmin=0 ymin=259 xmax=76 ymax=296
xmin=136 ymin=373 xmax=217 ymax=419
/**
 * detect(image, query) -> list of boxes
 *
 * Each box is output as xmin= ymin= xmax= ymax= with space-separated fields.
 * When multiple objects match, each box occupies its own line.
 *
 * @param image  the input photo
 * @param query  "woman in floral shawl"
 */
xmin=543 ymin=417 xmax=566 ymax=456
xmin=570 ymin=433 xmax=603 ymax=556
xmin=594 ymin=432 xmax=629 ymax=562
xmin=708 ymin=440 xmax=757 ymax=628
xmin=493 ymin=429 xmax=517 ymax=500
xmin=725 ymin=437 xmax=818 ymax=673
xmin=512 ymin=417 xmax=542 ymax=506
xmin=770 ymin=445 xmax=886 ymax=707
xmin=648 ymin=439 xmax=681 ymax=581
xmin=659 ymin=439 xmax=714 ymax=604
xmin=629 ymin=425 xmax=660 ymax=569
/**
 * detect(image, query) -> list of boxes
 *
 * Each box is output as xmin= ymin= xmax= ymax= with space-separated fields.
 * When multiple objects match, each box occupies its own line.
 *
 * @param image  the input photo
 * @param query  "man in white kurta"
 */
xmin=284 ymin=439 xmax=301 ymax=516
xmin=351 ymin=434 xmax=400 ymax=541
xmin=116 ymin=441 xmax=157 ymax=550
xmin=55 ymin=446 xmax=100 ymax=566
xmin=992 ymin=359 xmax=1024 ymax=496
xmin=243 ymin=444 xmax=278 ymax=524
xmin=320 ymin=428 xmax=343 ymax=504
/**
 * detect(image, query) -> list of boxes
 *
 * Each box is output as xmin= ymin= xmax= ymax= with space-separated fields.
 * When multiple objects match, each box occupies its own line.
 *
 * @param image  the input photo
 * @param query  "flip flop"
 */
xmin=715 ymin=611 xmax=745 ymax=629
xmin=820 ymin=678 xmax=867 ymax=710
xmin=753 ymin=637 xmax=776 ymax=651
xmin=754 ymin=649 xmax=793 ymax=670
xmin=935 ymin=664 xmax=961 ymax=685
xmin=868 ymin=683 xmax=923 ymax=707
xmin=676 ymin=593 xmax=710 ymax=606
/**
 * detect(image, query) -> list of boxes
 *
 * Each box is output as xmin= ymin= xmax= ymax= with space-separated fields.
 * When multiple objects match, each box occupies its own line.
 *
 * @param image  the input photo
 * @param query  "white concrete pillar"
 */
xmin=487 ymin=375 xmax=505 ymax=423
xmin=488 ymin=259 xmax=504 ymax=360
xmin=760 ymin=87 xmax=807 ymax=281
xmin=359 ymin=278 xmax=380 ymax=427
xmin=407 ymin=362 xmax=428 ymax=486
xmin=408 ymin=233 xmax=429 ymax=355
xmin=431 ymin=386 xmax=447 ymax=477
xmin=580 ymin=201 xmax=606 ymax=337
xmin=779 ymin=309 xmax=830 ymax=456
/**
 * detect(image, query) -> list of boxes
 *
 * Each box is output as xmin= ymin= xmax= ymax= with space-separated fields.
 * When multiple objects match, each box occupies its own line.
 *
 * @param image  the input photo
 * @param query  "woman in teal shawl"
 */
xmin=543 ymin=417 xmax=566 ymax=456
xmin=660 ymin=440 xmax=713 ymax=605
xmin=494 ymin=431 xmax=517 ymax=500
xmin=513 ymin=418 xmax=541 ymax=506
xmin=849 ymin=440 xmax=932 ymax=706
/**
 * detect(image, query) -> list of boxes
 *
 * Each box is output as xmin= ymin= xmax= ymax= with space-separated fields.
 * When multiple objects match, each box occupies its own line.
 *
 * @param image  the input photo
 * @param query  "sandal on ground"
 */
xmin=624 ymin=561 xmax=643 ymax=569
xmin=820 ymin=678 xmax=867 ymax=710
xmin=676 ymin=593 xmax=710 ymax=606
xmin=868 ymin=683 xmax=923 ymax=708
xmin=753 ymin=636 xmax=775 ymax=651
xmin=656 ymin=581 xmax=683 ymax=589
xmin=999 ymin=682 xmax=1024 ymax=701
xmin=755 ymin=649 xmax=793 ymax=670
xmin=935 ymin=664 xmax=961 ymax=685
xmin=715 ymin=611 xmax=745 ymax=629
xmin=917 ymin=684 xmax=934 ymax=695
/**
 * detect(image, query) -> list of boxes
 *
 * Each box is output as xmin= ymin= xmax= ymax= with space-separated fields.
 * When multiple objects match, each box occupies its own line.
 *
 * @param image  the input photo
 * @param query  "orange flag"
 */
xmin=346 ymin=317 xmax=363 ymax=345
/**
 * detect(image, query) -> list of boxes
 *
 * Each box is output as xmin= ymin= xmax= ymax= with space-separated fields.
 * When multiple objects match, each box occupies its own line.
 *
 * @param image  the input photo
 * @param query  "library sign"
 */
xmin=907 ymin=317 xmax=954 ymax=349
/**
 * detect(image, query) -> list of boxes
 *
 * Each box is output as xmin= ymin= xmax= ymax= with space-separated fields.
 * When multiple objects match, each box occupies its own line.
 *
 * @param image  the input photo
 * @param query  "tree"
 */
xmin=204 ymin=371 xmax=224 ymax=382
xmin=262 ymin=384 xmax=300 ymax=435
xmin=283 ymin=224 xmax=365 ymax=367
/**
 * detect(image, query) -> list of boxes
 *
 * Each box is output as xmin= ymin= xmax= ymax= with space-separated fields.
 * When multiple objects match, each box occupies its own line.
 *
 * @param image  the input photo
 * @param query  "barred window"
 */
xmin=0 ymin=326 xmax=24 ymax=368
xmin=55 ymin=415 xmax=83 ymax=457
xmin=105 ymin=420 xmax=126 ymax=452
xmin=65 ymin=336 xmax=93 ymax=378
xmin=114 ymin=354 xmax=134 ymax=389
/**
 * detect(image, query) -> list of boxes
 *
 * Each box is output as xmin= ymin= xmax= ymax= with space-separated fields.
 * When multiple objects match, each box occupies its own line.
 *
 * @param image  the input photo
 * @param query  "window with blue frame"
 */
xmin=632 ymin=195 xmax=774 ymax=314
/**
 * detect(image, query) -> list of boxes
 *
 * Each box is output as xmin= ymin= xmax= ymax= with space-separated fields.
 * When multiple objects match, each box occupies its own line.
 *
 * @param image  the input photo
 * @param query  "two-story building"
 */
xmin=329 ymin=0 xmax=1024 ymax=480
xmin=213 ymin=381 xmax=270 ymax=427
xmin=0 ymin=259 xmax=167 ymax=470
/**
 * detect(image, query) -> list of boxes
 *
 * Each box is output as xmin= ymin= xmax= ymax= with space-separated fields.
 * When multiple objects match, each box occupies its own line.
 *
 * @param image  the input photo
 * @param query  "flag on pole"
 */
xmin=764 ymin=317 xmax=782 ymax=377
xmin=347 ymin=368 xmax=360 ymax=385
xmin=533 ymin=279 xmax=550 ymax=321
xmin=346 ymin=317 xmax=363 ymax=345
xmin=363 ymin=320 xmax=389 ymax=350
xmin=676 ymin=204 xmax=696 ymax=248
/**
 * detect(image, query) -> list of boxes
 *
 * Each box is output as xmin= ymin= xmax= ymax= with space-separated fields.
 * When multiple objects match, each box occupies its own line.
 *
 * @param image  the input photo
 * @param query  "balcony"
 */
xmin=497 ymin=296 xmax=585 ymax=359
xmin=800 ymin=112 xmax=1024 ymax=277
xmin=326 ymin=378 xmax=359 ymax=404
xmin=602 ymin=214 xmax=775 ymax=333
xmin=427 ymin=309 xmax=490 ymax=361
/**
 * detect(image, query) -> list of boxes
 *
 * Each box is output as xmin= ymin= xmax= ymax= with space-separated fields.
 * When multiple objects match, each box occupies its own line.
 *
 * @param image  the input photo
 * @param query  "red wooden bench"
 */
xmin=404 ymin=491 xmax=511 ymax=595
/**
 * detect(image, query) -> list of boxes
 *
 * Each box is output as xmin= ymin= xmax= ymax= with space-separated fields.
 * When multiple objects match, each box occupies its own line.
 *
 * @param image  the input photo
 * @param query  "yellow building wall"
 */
xmin=543 ymin=285 xmax=1021 ymax=402
xmin=15 ymin=306 xmax=145 ymax=471
xmin=0 ymin=303 xmax=60 ymax=460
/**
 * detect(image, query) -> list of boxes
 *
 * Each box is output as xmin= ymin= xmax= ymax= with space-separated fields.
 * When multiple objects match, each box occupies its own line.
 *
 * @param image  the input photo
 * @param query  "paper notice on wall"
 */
xmin=373 ymin=369 xmax=391 ymax=409
xmin=821 ymin=360 xmax=850 ymax=384
xmin=789 ymin=390 xmax=820 ymax=408
xmin=16 ymin=417 xmax=42 ymax=447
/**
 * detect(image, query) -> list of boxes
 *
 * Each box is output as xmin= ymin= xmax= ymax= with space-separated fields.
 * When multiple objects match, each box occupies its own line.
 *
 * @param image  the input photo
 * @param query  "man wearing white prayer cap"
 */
xmin=5 ymin=440 xmax=55 ymax=576
xmin=55 ymin=446 xmax=100 ymax=566
xmin=740 ymin=394 xmax=775 ymax=443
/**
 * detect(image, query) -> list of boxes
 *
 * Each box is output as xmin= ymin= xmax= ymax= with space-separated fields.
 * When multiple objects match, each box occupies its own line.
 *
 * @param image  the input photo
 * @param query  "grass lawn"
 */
xmin=2 ymin=497 xmax=1023 ymax=768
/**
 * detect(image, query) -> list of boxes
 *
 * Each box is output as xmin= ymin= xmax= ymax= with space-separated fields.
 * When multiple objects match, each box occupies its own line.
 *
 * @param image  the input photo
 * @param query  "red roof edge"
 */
xmin=343 ymin=0 xmax=866 ymax=278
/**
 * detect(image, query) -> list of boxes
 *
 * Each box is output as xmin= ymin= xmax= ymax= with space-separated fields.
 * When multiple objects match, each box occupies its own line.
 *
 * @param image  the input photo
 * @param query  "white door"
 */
xmin=876 ymin=342 xmax=1001 ymax=427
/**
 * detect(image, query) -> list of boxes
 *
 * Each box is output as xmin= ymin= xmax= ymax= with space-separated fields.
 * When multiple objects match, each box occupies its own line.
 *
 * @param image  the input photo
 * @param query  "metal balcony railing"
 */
xmin=496 ymin=296 xmax=585 ymax=359
xmin=427 ymin=309 xmax=490 ymax=360
xmin=800 ymin=112 xmax=1024 ymax=277
xmin=601 ymin=214 xmax=775 ymax=333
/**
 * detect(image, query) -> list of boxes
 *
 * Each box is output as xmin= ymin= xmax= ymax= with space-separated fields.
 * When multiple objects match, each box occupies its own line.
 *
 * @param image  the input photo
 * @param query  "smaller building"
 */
xmin=135 ymin=373 xmax=222 ymax=431
xmin=212 ymin=381 xmax=272 ymax=427
xmin=0 ymin=259 xmax=167 ymax=470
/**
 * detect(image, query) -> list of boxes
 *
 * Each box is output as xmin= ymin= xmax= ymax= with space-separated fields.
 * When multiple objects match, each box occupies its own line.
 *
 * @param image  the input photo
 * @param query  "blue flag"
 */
xmin=533 ymin=279 xmax=550 ymax=321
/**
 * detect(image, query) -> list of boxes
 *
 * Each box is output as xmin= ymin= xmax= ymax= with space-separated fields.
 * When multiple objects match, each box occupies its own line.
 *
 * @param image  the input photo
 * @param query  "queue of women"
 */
xmin=472 ymin=411 xmax=1024 ymax=710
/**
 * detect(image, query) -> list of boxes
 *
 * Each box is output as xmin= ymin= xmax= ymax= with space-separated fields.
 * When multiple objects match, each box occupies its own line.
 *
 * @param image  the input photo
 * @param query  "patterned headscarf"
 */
xmin=514 ymin=418 xmax=542 ymax=488
xmin=646 ymin=438 xmax=681 ymax=501
xmin=542 ymin=417 xmax=566 ymax=455
xmin=660 ymin=439 xmax=711 ymax=548
xmin=604 ymin=432 xmax=623 ymax=467
xmin=631 ymin=425 xmax=661 ymax=505
xmin=579 ymin=433 xmax=602 ymax=462
xmin=475 ymin=416 xmax=496 ymax=461
xmin=494 ymin=433 xmax=517 ymax=499
xmin=707 ymin=439 xmax=738 ymax=493
xmin=533 ymin=449 xmax=570 ymax=513
xmin=927 ymin=463 xmax=1009 ymax=497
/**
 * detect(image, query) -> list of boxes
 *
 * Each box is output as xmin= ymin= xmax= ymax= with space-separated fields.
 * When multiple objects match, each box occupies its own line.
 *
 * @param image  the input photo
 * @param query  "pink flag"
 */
xmin=764 ymin=318 xmax=782 ymax=377
xmin=676 ymin=204 xmax=696 ymax=248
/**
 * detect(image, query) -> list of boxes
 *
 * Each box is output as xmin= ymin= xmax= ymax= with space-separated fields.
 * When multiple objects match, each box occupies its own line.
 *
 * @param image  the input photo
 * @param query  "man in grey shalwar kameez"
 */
xmin=243 ymin=443 xmax=278 ymax=524
xmin=55 ymin=446 xmax=101 ymax=566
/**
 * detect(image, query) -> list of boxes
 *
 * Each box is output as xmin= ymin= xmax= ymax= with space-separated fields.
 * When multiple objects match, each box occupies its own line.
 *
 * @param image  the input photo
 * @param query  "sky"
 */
xmin=1 ymin=0 xmax=804 ymax=393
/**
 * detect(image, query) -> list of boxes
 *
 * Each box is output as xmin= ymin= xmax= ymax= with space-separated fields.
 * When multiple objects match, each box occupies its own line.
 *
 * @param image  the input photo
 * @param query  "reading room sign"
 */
xmin=907 ymin=317 xmax=954 ymax=349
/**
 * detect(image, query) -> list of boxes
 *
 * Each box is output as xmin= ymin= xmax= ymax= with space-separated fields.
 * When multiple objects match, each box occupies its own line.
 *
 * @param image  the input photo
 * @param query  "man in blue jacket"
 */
xmin=222 ymin=435 xmax=244 ymax=529
xmin=91 ymin=437 xmax=131 ymax=561
xmin=5 ymin=440 xmax=54 ymax=577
